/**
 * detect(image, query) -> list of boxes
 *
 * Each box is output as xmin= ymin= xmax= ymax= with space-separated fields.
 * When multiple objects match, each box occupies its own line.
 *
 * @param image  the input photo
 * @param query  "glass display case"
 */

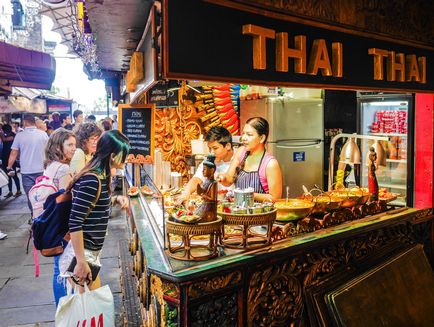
xmin=358 ymin=93 xmax=414 ymax=206
xmin=125 ymin=163 xmax=166 ymax=248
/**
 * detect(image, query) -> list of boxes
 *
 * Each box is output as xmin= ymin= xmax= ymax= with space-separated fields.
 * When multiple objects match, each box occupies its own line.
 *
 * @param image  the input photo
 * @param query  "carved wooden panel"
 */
xmin=246 ymin=220 xmax=428 ymax=326
xmin=190 ymin=292 xmax=238 ymax=327
xmin=229 ymin=0 xmax=434 ymax=47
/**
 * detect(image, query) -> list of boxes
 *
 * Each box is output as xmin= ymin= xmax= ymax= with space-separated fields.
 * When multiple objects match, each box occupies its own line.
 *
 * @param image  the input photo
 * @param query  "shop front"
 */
xmin=121 ymin=1 xmax=434 ymax=326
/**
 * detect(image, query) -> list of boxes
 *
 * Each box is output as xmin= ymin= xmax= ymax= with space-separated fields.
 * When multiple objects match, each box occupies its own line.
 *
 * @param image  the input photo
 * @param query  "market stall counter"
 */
xmin=123 ymin=169 xmax=434 ymax=327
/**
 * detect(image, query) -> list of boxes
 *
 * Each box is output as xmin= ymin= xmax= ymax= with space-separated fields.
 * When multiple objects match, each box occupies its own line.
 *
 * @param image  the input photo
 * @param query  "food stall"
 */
xmin=120 ymin=1 xmax=434 ymax=326
xmin=125 ymin=162 xmax=433 ymax=326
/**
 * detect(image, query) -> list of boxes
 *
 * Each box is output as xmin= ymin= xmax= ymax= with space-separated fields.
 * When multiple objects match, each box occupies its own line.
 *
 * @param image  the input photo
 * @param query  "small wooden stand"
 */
xmin=220 ymin=210 xmax=277 ymax=250
xmin=166 ymin=217 xmax=222 ymax=261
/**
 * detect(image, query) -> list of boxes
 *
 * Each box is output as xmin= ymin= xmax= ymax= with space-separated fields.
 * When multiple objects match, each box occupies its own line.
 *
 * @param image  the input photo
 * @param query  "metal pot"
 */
xmin=234 ymin=188 xmax=254 ymax=208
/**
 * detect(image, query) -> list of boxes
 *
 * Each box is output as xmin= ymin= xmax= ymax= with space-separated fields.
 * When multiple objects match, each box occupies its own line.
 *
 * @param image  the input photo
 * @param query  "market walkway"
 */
xmin=0 ymin=193 xmax=128 ymax=327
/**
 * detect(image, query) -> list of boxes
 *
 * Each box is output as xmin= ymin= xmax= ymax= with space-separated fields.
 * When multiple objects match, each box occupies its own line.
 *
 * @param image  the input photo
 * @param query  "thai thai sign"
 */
xmin=163 ymin=0 xmax=434 ymax=92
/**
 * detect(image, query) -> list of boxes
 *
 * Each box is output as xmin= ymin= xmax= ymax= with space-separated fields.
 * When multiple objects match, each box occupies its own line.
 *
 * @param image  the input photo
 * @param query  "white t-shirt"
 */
xmin=11 ymin=126 xmax=48 ymax=174
xmin=194 ymin=156 xmax=234 ymax=192
xmin=45 ymin=162 xmax=70 ymax=189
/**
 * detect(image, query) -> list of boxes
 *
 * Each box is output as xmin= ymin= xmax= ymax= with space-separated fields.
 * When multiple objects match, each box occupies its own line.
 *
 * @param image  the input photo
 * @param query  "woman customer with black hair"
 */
xmin=218 ymin=117 xmax=282 ymax=202
xmin=68 ymin=130 xmax=130 ymax=290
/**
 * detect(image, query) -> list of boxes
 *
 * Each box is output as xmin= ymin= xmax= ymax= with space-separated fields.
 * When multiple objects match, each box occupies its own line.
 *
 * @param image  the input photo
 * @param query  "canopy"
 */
xmin=0 ymin=41 xmax=56 ymax=91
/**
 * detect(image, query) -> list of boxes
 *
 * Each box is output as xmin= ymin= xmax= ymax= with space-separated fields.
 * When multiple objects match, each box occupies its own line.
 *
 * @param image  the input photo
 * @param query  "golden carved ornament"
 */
xmin=188 ymin=270 xmax=242 ymax=299
xmin=151 ymin=82 xmax=203 ymax=179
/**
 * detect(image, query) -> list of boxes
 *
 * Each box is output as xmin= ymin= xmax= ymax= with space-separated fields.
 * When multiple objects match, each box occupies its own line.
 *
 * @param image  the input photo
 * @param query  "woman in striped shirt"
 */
xmin=219 ymin=117 xmax=282 ymax=202
xmin=69 ymin=130 xmax=129 ymax=290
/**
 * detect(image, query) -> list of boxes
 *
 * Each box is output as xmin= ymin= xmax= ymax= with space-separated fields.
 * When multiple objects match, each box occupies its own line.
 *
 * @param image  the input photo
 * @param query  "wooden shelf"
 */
xmin=378 ymin=183 xmax=407 ymax=190
xmin=369 ymin=132 xmax=407 ymax=137
xmin=386 ymin=159 xmax=407 ymax=164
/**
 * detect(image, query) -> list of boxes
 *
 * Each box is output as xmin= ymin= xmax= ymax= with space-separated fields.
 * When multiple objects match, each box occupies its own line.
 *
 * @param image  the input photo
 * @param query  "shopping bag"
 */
xmin=55 ymin=284 xmax=115 ymax=327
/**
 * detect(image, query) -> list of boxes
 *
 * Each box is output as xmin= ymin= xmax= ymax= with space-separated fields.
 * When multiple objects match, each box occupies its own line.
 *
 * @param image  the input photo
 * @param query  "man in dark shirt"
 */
xmin=48 ymin=112 xmax=62 ymax=130
xmin=60 ymin=113 xmax=73 ymax=130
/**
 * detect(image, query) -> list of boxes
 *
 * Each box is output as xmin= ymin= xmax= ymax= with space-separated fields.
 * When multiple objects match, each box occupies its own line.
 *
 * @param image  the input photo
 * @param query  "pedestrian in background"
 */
xmin=49 ymin=112 xmax=62 ymax=130
xmin=60 ymin=113 xmax=73 ymax=130
xmin=72 ymin=109 xmax=84 ymax=127
xmin=86 ymin=114 xmax=96 ymax=123
xmin=0 ymin=123 xmax=21 ymax=198
xmin=7 ymin=114 xmax=48 ymax=218
xmin=35 ymin=118 xmax=48 ymax=134
xmin=70 ymin=122 xmax=102 ymax=175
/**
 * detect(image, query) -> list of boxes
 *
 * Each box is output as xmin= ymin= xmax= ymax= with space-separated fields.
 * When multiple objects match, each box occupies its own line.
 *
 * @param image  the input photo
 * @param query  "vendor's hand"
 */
xmin=216 ymin=174 xmax=224 ymax=183
xmin=116 ymin=195 xmax=129 ymax=209
xmin=73 ymin=260 xmax=92 ymax=285
xmin=175 ymin=193 xmax=189 ymax=205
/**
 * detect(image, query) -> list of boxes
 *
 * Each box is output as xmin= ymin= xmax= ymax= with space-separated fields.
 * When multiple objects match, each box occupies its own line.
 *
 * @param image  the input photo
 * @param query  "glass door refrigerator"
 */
xmin=358 ymin=93 xmax=414 ymax=206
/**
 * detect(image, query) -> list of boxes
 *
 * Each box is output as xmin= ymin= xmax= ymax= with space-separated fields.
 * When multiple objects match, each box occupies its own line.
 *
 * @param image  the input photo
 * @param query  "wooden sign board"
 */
xmin=118 ymin=104 xmax=155 ymax=157
xmin=147 ymin=80 xmax=179 ymax=107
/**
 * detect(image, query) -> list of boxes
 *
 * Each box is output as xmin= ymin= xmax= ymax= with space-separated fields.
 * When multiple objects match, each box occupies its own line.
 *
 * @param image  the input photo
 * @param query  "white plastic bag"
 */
xmin=58 ymin=241 xmax=75 ymax=278
xmin=0 ymin=170 xmax=8 ymax=188
xmin=55 ymin=284 xmax=115 ymax=327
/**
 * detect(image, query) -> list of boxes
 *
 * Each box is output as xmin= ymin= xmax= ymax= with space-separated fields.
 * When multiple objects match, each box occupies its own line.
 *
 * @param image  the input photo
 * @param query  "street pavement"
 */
xmin=0 ymin=190 xmax=128 ymax=327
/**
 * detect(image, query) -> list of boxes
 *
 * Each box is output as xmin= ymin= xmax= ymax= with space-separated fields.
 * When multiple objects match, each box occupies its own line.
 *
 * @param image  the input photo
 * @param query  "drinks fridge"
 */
xmin=358 ymin=93 xmax=414 ymax=206
xmin=241 ymin=97 xmax=324 ymax=197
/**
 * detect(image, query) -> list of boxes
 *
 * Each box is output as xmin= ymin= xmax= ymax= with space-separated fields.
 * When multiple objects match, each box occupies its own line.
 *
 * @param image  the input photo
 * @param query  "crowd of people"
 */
xmin=0 ymin=109 xmax=128 ymax=309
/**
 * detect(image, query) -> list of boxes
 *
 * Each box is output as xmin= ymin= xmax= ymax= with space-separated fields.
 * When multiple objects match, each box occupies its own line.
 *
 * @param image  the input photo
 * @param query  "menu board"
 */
xmin=118 ymin=104 xmax=154 ymax=157
xmin=148 ymin=81 xmax=179 ymax=107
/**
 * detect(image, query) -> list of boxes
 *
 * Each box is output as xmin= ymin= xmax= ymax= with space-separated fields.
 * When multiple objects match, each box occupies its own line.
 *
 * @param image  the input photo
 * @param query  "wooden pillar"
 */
xmin=414 ymin=94 xmax=434 ymax=208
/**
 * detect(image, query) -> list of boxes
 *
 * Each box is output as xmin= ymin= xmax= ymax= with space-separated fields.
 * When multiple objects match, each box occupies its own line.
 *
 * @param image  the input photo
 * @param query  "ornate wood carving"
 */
xmin=228 ymin=0 xmax=434 ymax=47
xmin=188 ymin=270 xmax=242 ymax=299
xmin=247 ymin=222 xmax=416 ymax=326
xmin=248 ymin=260 xmax=303 ymax=327
xmin=152 ymin=83 xmax=202 ymax=179
xmin=190 ymin=292 xmax=238 ymax=327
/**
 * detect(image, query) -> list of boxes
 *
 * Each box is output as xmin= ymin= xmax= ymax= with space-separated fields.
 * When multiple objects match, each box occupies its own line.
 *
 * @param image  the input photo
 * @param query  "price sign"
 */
xmin=118 ymin=104 xmax=155 ymax=157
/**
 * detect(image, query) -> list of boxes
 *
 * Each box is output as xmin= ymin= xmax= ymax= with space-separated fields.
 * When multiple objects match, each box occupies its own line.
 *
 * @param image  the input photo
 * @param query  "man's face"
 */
xmin=207 ymin=141 xmax=230 ymax=162
xmin=75 ymin=114 xmax=84 ymax=124
xmin=65 ymin=115 xmax=71 ymax=124
xmin=35 ymin=120 xmax=47 ymax=132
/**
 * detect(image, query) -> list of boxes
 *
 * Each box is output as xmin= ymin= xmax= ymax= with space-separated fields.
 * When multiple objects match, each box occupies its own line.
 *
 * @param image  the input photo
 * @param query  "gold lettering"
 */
xmin=418 ymin=57 xmax=426 ymax=84
xmin=276 ymin=33 xmax=306 ymax=73
xmin=368 ymin=48 xmax=388 ymax=80
xmin=387 ymin=51 xmax=405 ymax=82
xmin=405 ymin=55 xmax=420 ymax=82
xmin=242 ymin=24 xmax=275 ymax=70
xmin=332 ymin=42 xmax=343 ymax=77
xmin=307 ymin=39 xmax=332 ymax=76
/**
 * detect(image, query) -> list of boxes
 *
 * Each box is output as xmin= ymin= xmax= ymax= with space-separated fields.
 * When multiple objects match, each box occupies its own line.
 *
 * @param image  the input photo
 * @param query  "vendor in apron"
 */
xmin=218 ymin=117 xmax=282 ymax=202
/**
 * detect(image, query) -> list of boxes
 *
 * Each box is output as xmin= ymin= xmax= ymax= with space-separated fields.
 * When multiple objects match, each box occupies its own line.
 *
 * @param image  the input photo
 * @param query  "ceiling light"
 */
xmin=127 ymin=28 xmax=136 ymax=33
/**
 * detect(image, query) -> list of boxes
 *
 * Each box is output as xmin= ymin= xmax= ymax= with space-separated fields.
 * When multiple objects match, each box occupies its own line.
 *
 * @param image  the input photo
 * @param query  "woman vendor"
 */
xmin=218 ymin=117 xmax=282 ymax=202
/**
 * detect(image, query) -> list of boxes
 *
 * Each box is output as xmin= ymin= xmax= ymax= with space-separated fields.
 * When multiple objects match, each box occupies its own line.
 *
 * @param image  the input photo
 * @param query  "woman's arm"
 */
xmin=57 ymin=164 xmax=73 ymax=190
xmin=265 ymin=158 xmax=282 ymax=200
xmin=253 ymin=158 xmax=282 ymax=202
xmin=69 ymin=149 xmax=86 ymax=175
xmin=217 ymin=146 xmax=244 ymax=186
xmin=70 ymin=231 xmax=92 ymax=284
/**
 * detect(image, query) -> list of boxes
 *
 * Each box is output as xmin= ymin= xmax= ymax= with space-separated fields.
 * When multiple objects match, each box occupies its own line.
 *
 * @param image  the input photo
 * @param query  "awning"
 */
xmin=0 ymin=41 xmax=56 ymax=91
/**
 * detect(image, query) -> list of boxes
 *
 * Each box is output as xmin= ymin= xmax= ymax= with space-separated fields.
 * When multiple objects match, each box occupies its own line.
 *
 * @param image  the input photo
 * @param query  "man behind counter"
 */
xmin=177 ymin=126 xmax=234 ymax=203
